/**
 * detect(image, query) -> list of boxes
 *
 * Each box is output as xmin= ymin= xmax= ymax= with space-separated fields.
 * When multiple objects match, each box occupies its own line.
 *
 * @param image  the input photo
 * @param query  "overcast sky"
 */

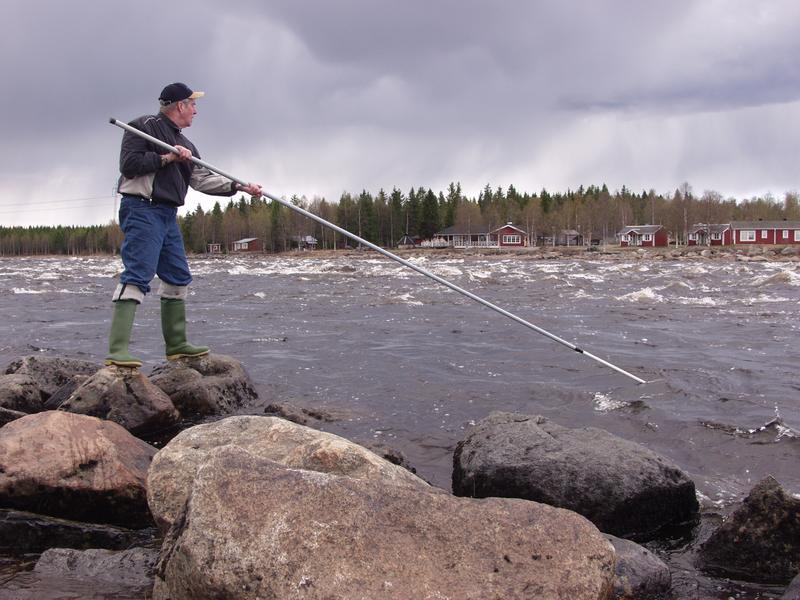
xmin=1 ymin=0 xmax=799 ymax=227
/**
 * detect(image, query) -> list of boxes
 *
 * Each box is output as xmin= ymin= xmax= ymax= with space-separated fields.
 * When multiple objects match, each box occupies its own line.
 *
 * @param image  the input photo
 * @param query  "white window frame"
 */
xmin=761 ymin=229 xmax=768 ymax=238
xmin=740 ymin=230 xmax=756 ymax=242
xmin=502 ymin=234 xmax=521 ymax=245
xmin=711 ymin=233 xmax=721 ymax=241
xmin=795 ymin=230 xmax=800 ymax=242
xmin=782 ymin=230 xmax=789 ymax=239
xmin=642 ymin=233 xmax=653 ymax=242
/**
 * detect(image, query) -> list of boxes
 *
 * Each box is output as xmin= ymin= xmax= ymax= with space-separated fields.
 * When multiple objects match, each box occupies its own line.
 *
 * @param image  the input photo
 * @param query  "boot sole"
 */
xmin=104 ymin=359 xmax=142 ymax=368
xmin=166 ymin=349 xmax=210 ymax=361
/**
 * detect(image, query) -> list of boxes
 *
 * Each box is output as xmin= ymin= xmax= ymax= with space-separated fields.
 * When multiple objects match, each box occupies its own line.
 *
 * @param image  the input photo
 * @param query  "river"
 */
xmin=1 ymin=250 xmax=798 ymax=598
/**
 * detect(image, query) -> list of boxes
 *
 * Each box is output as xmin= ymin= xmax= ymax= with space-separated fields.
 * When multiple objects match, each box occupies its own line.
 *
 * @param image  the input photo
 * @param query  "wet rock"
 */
xmin=0 ymin=508 xmax=154 ymax=554
xmin=699 ymin=476 xmax=800 ymax=584
xmin=700 ymin=249 xmax=713 ymax=258
xmin=147 ymin=415 xmax=428 ymax=531
xmin=606 ymin=534 xmax=671 ymax=599
xmin=4 ymin=355 xmax=100 ymax=400
xmin=784 ymin=573 xmax=800 ymax=600
xmin=452 ymin=412 xmax=699 ymax=539
xmin=149 ymin=353 xmax=257 ymax=416
xmin=57 ymin=366 xmax=179 ymax=437
xmin=0 ymin=373 xmax=43 ymax=413
xmin=152 ymin=447 xmax=616 ymax=600
xmin=35 ymin=546 xmax=158 ymax=589
xmin=0 ymin=406 xmax=27 ymax=427
xmin=0 ymin=411 xmax=156 ymax=528
xmin=781 ymin=246 xmax=800 ymax=256
xmin=2 ymin=547 xmax=158 ymax=600
xmin=263 ymin=401 xmax=337 ymax=425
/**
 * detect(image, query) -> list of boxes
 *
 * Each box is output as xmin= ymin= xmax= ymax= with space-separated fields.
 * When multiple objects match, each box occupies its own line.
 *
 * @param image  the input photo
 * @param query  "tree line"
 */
xmin=1 ymin=183 xmax=798 ymax=256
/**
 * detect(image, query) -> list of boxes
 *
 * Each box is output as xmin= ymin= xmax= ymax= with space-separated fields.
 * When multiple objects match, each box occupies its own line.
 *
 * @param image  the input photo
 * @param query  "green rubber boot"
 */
xmin=105 ymin=300 xmax=143 ymax=368
xmin=161 ymin=298 xmax=209 ymax=361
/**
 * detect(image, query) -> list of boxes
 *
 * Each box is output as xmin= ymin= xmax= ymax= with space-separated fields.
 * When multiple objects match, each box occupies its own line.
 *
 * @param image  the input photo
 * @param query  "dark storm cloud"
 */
xmin=0 ymin=0 xmax=798 ymax=226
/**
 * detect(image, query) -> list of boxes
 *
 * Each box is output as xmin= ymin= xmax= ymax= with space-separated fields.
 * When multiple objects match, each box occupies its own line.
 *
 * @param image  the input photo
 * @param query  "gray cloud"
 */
xmin=0 ymin=0 xmax=798 ymax=226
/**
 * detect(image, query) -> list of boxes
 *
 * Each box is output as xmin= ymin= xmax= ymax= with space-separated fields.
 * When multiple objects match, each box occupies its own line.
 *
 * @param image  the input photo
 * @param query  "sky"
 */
xmin=1 ymin=0 xmax=799 ymax=227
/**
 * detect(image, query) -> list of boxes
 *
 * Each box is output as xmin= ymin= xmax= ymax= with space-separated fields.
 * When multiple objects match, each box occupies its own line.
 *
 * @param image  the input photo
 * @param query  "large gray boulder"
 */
xmin=607 ymin=534 xmax=671 ymax=599
xmin=452 ymin=412 xmax=699 ymax=539
xmin=699 ymin=476 xmax=800 ymax=584
xmin=57 ymin=366 xmax=180 ymax=437
xmin=4 ymin=355 xmax=100 ymax=399
xmin=149 ymin=353 xmax=257 ymax=416
xmin=0 ymin=411 xmax=156 ymax=528
xmin=147 ymin=415 xmax=428 ymax=531
xmin=152 ymin=446 xmax=616 ymax=600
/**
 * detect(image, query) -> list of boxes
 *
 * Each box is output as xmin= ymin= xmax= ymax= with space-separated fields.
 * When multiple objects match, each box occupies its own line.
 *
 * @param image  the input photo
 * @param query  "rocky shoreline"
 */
xmin=0 ymin=354 xmax=798 ymax=598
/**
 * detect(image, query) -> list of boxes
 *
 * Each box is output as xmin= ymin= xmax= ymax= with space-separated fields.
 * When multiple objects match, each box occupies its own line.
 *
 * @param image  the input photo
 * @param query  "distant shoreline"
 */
xmin=2 ymin=244 xmax=799 ymax=262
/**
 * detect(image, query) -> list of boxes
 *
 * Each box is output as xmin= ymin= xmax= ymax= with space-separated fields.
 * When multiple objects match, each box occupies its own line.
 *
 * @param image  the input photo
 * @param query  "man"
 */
xmin=106 ymin=82 xmax=262 ymax=367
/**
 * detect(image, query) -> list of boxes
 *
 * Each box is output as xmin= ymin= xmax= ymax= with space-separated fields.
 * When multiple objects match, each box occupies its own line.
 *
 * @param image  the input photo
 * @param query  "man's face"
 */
xmin=174 ymin=99 xmax=197 ymax=128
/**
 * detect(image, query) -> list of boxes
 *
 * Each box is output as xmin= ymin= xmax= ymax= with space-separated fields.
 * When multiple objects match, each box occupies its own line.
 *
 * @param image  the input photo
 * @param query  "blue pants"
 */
xmin=118 ymin=196 xmax=192 ymax=295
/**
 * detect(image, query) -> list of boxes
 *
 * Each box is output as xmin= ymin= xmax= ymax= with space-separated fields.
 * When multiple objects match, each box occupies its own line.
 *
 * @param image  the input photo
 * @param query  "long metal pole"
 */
xmin=109 ymin=118 xmax=646 ymax=384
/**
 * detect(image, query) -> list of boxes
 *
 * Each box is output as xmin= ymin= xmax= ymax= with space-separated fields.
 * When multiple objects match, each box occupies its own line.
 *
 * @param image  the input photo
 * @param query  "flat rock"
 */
xmin=57 ymin=366 xmax=179 ymax=437
xmin=4 ymin=355 xmax=100 ymax=400
xmin=153 ymin=447 xmax=616 ymax=600
xmin=699 ymin=476 xmax=800 ymax=584
xmin=606 ymin=534 xmax=671 ymax=599
xmin=0 ymin=411 xmax=156 ymax=528
xmin=149 ymin=353 xmax=257 ymax=416
xmin=0 ymin=508 xmax=153 ymax=555
xmin=147 ymin=415 xmax=428 ymax=531
xmin=452 ymin=412 xmax=699 ymax=539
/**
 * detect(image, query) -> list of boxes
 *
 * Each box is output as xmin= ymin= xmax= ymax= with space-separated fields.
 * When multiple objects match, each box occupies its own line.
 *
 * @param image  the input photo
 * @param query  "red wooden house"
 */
xmin=687 ymin=224 xmax=733 ymax=246
xmin=617 ymin=225 xmax=668 ymax=247
xmin=489 ymin=223 xmax=529 ymax=247
xmin=730 ymin=221 xmax=800 ymax=245
xmin=688 ymin=221 xmax=800 ymax=245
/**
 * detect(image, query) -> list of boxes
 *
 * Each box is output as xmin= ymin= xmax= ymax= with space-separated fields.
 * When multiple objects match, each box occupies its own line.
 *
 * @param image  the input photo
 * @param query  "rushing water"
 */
xmin=1 ymin=251 xmax=798 ymax=598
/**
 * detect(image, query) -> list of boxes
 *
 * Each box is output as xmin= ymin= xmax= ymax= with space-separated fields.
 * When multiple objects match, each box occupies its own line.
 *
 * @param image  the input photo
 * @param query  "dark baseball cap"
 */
xmin=158 ymin=82 xmax=205 ymax=105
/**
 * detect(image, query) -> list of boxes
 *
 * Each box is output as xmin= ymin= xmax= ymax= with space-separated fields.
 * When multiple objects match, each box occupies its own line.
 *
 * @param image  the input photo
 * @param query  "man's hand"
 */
xmin=237 ymin=182 xmax=263 ymax=197
xmin=161 ymin=145 xmax=193 ymax=165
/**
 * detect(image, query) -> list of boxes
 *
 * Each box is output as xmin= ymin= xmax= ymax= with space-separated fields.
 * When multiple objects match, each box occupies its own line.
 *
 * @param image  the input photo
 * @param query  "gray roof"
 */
xmin=730 ymin=220 xmax=800 ymax=229
xmin=690 ymin=223 xmax=730 ymax=234
xmin=617 ymin=225 xmax=663 ymax=235
xmin=233 ymin=238 xmax=258 ymax=243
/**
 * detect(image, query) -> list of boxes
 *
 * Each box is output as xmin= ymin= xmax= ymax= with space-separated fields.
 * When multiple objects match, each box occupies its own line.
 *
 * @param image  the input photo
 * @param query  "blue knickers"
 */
xmin=118 ymin=196 xmax=192 ymax=295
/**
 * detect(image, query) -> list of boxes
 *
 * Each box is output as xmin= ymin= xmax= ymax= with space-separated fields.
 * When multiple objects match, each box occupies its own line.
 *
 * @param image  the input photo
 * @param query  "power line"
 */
xmin=0 ymin=195 xmax=111 ymax=208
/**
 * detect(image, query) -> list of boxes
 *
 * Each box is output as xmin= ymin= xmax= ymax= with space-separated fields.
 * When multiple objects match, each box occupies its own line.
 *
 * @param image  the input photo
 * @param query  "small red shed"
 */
xmin=231 ymin=238 xmax=263 ymax=252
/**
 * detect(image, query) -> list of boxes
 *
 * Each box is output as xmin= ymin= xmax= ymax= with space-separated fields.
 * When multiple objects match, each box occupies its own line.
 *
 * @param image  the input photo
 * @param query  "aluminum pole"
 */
xmin=109 ymin=118 xmax=647 ymax=384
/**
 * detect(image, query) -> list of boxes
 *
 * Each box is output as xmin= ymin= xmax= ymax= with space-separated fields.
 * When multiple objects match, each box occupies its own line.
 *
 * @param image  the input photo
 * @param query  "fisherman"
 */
xmin=106 ymin=82 xmax=262 ymax=367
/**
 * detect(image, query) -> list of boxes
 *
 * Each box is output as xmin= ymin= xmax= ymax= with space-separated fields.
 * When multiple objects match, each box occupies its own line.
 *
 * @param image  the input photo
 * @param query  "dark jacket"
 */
xmin=117 ymin=113 xmax=236 ymax=206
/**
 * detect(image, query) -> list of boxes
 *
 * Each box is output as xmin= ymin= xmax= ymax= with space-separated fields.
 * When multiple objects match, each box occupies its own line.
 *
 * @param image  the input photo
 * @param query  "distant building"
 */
xmin=290 ymin=235 xmax=318 ymax=250
xmin=206 ymin=243 xmax=222 ymax=254
xmin=429 ymin=222 xmax=528 ymax=248
xmin=688 ymin=221 xmax=800 ymax=245
xmin=231 ymin=238 xmax=262 ymax=252
xmin=556 ymin=229 xmax=583 ymax=246
xmin=617 ymin=225 xmax=668 ymax=247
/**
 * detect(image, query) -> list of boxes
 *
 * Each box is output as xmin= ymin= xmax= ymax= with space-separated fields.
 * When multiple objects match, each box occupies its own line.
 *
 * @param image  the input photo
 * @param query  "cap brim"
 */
xmin=189 ymin=91 xmax=205 ymax=99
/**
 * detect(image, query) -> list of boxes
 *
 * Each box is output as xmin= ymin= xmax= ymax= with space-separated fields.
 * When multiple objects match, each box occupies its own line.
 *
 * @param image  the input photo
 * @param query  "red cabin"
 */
xmin=617 ymin=225 xmax=668 ymax=247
